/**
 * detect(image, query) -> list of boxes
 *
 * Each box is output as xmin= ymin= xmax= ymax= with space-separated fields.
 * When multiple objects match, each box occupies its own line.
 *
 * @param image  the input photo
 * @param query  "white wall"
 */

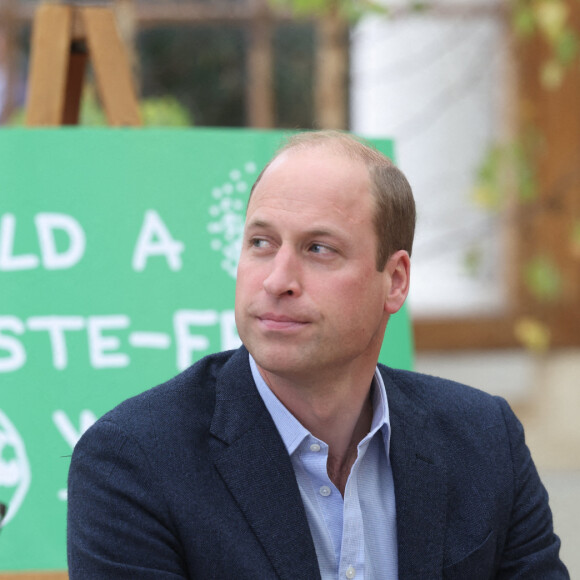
xmin=350 ymin=4 xmax=508 ymax=316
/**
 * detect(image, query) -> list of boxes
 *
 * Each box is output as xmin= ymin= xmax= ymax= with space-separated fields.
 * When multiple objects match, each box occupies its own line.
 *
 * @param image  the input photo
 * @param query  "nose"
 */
xmin=262 ymin=247 xmax=302 ymax=297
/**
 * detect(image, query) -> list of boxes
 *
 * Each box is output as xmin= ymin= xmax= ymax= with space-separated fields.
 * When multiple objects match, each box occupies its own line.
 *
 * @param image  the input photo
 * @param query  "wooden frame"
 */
xmin=25 ymin=3 xmax=141 ymax=126
xmin=415 ymin=2 xmax=580 ymax=352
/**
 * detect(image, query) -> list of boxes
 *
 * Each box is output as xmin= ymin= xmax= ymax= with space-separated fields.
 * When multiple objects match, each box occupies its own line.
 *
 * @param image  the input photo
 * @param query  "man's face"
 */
xmin=235 ymin=147 xmax=396 ymax=381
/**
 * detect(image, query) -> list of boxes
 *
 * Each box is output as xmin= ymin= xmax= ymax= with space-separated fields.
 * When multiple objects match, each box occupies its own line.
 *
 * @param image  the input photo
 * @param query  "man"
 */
xmin=68 ymin=131 xmax=568 ymax=579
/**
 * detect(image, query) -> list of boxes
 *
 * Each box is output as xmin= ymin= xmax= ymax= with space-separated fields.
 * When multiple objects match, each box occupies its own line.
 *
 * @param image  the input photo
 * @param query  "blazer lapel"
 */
xmin=384 ymin=370 xmax=448 ymax=579
xmin=209 ymin=348 xmax=321 ymax=580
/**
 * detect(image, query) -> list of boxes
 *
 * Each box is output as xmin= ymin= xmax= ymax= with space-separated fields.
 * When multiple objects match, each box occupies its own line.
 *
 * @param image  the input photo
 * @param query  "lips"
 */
xmin=257 ymin=313 xmax=310 ymax=331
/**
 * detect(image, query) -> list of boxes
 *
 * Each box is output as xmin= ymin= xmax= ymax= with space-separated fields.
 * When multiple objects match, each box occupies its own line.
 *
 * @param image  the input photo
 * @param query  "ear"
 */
xmin=384 ymin=250 xmax=411 ymax=315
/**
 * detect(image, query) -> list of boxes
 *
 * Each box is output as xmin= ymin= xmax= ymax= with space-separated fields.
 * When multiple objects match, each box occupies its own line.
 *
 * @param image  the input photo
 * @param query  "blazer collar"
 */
xmin=381 ymin=367 xmax=448 ymax=579
xmin=209 ymin=347 xmax=321 ymax=580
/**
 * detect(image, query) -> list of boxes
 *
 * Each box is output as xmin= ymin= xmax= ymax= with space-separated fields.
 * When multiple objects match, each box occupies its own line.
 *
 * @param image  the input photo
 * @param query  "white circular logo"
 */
xmin=0 ymin=410 xmax=31 ymax=527
xmin=207 ymin=162 xmax=257 ymax=279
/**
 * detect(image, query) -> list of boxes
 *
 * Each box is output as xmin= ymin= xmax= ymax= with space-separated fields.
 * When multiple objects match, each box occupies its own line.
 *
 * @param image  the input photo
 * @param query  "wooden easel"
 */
xmin=25 ymin=2 xmax=141 ymax=126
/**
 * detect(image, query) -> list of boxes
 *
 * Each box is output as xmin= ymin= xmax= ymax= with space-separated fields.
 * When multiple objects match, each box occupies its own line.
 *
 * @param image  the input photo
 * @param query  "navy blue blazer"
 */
xmin=67 ymin=346 xmax=568 ymax=579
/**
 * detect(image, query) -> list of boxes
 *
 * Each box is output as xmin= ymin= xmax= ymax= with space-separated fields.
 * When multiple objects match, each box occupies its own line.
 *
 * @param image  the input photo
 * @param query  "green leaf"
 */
xmin=512 ymin=5 xmax=536 ymax=37
xmin=556 ymin=29 xmax=580 ymax=64
xmin=473 ymin=139 xmax=540 ymax=211
xmin=523 ymin=255 xmax=563 ymax=302
xmin=270 ymin=0 xmax=388 ymax=20
xmin=272 ymin=0 xmax=332 ymax=17
xmin=473 ymin=145 xmax=504 ymax=210
xmin=140 ymin=96 xmax=192 ymax=127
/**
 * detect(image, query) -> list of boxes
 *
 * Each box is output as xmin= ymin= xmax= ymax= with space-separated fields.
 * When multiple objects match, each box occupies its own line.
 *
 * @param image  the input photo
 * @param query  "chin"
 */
xmin=249 ymin=345 xmax=306 ymax=376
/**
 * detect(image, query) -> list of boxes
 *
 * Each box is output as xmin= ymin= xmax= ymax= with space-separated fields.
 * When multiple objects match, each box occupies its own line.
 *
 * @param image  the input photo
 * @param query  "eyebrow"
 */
xmin=245 ymin=219 xmax=347 ymax=242
xmin=245 ymin=219 xmax=271 ymax=230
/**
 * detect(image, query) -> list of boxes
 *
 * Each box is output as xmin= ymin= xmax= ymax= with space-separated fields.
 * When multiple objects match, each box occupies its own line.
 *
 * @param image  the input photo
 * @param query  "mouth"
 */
xmin=257 ymin=313 xmax=310 ymax=331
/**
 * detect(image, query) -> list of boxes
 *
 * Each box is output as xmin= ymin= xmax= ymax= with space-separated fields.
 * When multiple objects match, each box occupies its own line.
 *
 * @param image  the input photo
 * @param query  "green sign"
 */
xmin=0 ymin=129 xmax=413 ymax=571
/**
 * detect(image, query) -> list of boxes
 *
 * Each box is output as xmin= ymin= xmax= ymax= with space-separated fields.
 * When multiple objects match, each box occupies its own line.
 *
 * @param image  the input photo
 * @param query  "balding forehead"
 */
xmin=247 ymin=136 xmax=377 ymax=210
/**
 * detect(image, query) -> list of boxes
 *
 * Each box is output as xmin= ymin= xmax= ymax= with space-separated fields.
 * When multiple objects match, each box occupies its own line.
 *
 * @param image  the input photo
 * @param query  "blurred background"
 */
xmin=1 ymin=0 xmax=579 ymax=576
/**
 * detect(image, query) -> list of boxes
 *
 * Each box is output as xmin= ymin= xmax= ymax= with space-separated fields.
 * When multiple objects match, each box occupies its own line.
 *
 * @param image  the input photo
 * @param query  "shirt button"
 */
xmin=345 ymin=566 xmax=356 ymax=578
xmin=319 ymin=485 xmax=331 ymax=497
xmin=310 ymin=443 xmax=321 ymax=452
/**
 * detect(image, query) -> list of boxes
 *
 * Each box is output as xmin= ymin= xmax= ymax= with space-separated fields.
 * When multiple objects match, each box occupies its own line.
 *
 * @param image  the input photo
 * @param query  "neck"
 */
xmin=258 ymin=364 xmax=375 ymax=495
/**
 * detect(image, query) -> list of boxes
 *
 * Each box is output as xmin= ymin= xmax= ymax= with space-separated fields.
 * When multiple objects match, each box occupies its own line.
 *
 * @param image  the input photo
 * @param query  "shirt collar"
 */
xmin=249 ymin=354 xmax=391 ymax=457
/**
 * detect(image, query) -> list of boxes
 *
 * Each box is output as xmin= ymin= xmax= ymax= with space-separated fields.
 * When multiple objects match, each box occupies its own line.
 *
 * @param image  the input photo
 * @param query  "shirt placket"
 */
xmin=338 ymin=440 xmax=369 ymax=580
xmin=301 ymin=437 xmax=345 ymax=565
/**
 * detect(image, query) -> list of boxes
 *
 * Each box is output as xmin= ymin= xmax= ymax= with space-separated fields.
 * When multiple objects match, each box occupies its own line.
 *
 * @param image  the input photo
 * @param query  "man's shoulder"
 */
xmin=378 ymin=365 xmax=510 ymax=428
xmin=96 ymin=348 xmax=247 ymax=437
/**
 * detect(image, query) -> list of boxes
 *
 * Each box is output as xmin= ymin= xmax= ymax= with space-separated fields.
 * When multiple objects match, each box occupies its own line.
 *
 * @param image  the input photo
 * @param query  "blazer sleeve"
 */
xmin=495 ymin=397 xmax=569 ymax=579
xmin=67 ymin=419 xmax=187 ymax=579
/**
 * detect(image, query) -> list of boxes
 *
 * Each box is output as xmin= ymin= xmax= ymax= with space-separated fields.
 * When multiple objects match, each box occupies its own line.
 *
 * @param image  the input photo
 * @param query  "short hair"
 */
xmin=249 ymin=130 xmax=416 ymax=271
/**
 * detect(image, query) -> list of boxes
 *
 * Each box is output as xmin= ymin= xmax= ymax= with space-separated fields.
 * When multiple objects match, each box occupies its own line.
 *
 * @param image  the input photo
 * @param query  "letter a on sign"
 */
xmin=132 ymin=210 xmax=184 ymax=271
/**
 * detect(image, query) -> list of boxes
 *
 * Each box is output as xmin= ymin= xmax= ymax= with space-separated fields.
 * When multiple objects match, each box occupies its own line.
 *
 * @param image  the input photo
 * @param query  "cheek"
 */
xmin=319 ymin=276 xmax=367 ymax=313
xmin=330 ymin=273 xmax=386 ymax=315
xmin=236 ymin=261 xmax=263 ymax=296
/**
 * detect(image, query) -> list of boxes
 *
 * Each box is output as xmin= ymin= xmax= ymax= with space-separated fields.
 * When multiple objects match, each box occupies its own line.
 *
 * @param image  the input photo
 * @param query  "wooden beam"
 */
xmin=25 ymin=4 xmax=73 ymax=126
xmin=511 ymin=0 xmax=580 ymax=330
xmin=414 ymin=316 xmax=520 ymax=351
xmin=246 ymin=0 xmax=274 ymax=128
xmin=314 ymin=6 xmax=348 ymax=130
xmin=81 ymin=6 xmax=141 ymax=126
xmin=413 ymin=311 xmax=580 ymax=352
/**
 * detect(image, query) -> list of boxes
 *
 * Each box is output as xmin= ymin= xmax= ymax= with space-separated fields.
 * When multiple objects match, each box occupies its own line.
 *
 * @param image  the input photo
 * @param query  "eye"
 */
xmin=250 ymin=238 xmax=270 ymax=249
xmin=309 ymin=243 xmax=334 ymax=255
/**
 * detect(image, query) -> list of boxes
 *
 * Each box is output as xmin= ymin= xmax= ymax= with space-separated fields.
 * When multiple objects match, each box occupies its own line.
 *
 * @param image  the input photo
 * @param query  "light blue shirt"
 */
xmin=250 ymin=355 xmax=398 ymax=580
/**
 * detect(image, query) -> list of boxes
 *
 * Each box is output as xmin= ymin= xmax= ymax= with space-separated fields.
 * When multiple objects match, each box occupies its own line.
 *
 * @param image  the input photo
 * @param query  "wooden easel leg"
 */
xmin=25 ymin=4 xmax=73 ymax=126
xmin=26 ymin=3 xmax=140 ymax=127
xmin=82 ymin=7 xmax=141 ymax=126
